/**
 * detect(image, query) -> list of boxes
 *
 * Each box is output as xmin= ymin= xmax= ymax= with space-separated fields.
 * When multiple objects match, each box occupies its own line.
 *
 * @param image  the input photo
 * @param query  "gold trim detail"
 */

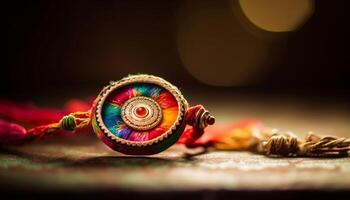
xmin=121 ymin=96 xmax=162 ymax=131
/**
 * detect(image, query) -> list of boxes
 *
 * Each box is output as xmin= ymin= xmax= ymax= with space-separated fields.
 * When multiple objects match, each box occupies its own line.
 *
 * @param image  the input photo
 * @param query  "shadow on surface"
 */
xmin=0 ymin=146 xmax=195 ymax=169
xmin=65 ymin=156 xmax=183 ymax=168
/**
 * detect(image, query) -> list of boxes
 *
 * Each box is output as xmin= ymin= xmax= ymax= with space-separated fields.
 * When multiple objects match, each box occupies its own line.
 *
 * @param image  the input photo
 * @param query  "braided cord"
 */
xmin=256 ymin=129 xmax=350 ymax=157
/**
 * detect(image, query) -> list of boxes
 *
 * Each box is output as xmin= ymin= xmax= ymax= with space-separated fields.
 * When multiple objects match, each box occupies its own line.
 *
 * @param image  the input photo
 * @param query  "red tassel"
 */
xmin=0 ymin=99 xmax=92 ymax=126
xmin=0 ymin=100 xmax=65 ymax=125
xmin=0 ymin=120 xmax=62 ymax=145
xmin=0 ymin=99 xmax=92 ymax=145
xmin=0 ymin=120 xmax=27 ymax=145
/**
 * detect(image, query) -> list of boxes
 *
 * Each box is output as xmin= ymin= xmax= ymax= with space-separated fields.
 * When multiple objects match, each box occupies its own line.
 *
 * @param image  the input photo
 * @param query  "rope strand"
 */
xmin=256 ymin=129 xmax=350 ymax=157
xmin=0 ymin=111 xmax=91 ymax=145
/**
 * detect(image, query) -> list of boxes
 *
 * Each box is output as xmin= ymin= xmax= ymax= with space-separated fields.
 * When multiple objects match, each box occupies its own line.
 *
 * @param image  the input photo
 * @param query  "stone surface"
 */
xmin=0 ymin=136 xmax=349 ymax=192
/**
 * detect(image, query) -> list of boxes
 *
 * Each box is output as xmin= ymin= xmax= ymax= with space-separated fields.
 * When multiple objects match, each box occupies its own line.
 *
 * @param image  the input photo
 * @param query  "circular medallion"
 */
xmin=91 ymin=74 xmax=188 ymax=155
xmin=121 ymin=96 xmax=162 ymax=131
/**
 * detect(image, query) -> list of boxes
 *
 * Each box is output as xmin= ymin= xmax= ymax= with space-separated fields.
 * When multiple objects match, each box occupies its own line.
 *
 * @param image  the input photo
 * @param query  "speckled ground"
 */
xmin=1 ymin=138 xmax=350 ymax=192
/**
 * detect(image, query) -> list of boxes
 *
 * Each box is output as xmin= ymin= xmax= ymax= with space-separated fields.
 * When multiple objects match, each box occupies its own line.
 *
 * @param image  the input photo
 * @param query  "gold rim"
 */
xmin=95 ymin=74 xmax=188 ymax=147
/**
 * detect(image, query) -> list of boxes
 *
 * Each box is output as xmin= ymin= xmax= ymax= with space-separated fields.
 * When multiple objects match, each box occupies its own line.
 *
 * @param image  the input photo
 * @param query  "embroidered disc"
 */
xmin=91 ymin=75 xmax=188 ymax=155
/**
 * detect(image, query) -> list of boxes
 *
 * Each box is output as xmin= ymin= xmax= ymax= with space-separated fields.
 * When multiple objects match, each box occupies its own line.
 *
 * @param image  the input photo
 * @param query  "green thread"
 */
xmin=61 ymin=115 xmax=76 ymax=131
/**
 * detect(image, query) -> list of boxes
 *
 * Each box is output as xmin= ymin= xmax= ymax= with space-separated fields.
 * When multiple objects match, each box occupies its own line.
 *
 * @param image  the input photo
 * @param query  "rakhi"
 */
xmin=90 ymin=74 xmax=215 ymax=155
xmin=0 ymin=74 xmax=349 ymax=157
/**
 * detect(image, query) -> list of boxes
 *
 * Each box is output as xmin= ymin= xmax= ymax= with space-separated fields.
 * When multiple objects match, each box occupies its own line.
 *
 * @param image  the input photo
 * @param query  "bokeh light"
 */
xmin=238 ymin=0 xmax=315 ymax=32
xmin=176 ymin=1 xmax=268 ymax=86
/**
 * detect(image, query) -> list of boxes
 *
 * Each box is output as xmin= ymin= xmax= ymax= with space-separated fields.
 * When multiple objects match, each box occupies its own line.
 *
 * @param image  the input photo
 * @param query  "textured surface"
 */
xmin=1 ymin=140 xmax=350 ymax=192
xmin=1 ymin=92 xmax=350 ymax=195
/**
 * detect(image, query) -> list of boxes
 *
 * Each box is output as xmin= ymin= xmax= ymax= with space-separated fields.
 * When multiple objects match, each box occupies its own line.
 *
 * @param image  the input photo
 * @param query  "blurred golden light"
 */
xmin=238 ymin=0 xmax=314 ymax=32
xmin=176 ymin=1 xmax=268 ymax=86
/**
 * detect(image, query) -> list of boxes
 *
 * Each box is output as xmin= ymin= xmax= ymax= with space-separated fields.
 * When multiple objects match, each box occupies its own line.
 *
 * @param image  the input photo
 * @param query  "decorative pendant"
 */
xmin=90 ymin=74 xmax=214 ymax=155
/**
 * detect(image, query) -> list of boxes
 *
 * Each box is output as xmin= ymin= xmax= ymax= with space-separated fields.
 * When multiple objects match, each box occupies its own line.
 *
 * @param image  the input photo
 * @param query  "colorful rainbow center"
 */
xmin=101 ymin=83 xmax=179 ymax=142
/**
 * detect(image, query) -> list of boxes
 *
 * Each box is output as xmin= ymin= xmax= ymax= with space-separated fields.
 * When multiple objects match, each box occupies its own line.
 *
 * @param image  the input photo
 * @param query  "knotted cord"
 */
xmin=254 ymin=129 xmax=350 ymax=157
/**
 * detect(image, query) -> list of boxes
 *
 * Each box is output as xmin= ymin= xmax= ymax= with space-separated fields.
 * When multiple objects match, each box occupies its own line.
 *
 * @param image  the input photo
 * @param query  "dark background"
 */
xmin=5 ymin=0 xmax=350 ymax=101
xmin=3 ymin=1 xmax=350 ymax=198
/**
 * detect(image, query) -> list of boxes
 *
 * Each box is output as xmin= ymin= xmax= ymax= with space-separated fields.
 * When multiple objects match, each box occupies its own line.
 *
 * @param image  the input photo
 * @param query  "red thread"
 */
xmin=178 ymin=105 xmax=206 ymax=148
xmin=0 ymin=99 xmax=92 ymax=145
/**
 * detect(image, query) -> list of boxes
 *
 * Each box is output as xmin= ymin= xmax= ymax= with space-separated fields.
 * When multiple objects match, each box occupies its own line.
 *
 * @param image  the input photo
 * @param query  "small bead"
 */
xmin=207 ymin=116 xmax=215 ymax=125
xmin=61 ymin=115 xmax=76 ymax=131
xmin=135 ymin=106 xmax=148 ymax=118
